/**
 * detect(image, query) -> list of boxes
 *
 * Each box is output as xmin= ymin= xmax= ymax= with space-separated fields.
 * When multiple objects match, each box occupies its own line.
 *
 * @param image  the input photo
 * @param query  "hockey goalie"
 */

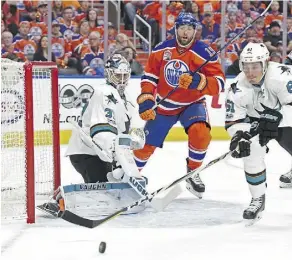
xmin=38 ymin=54 xmax=148 ymax=218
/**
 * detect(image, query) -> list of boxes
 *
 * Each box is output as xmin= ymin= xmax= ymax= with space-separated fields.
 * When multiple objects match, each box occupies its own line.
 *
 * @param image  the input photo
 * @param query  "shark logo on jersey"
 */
xmin=278 ymin=65 xmax=291 ymax=75
xmin=164 ymin=59 xmax=189 ymax=88
xmin=230 ymin=82 xmax=241 ymax=94
xmin=106 ymin=93 xmax=118 ymax=104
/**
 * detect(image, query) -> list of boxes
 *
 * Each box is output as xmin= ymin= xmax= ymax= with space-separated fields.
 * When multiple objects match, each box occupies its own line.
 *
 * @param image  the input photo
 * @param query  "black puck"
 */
xmin=99 ymin=241 xmax=106 ymax=253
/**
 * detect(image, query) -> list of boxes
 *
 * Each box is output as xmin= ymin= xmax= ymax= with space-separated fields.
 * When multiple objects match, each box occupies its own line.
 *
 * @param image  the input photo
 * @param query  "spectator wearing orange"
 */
xmin=33 ymin=35 xmax=56 ymax=62
xmin=51 ymin=20 xmax=72 ymax=67
xmin=71 ymin=19 xmax=90 ymax=56
xmin=157 ymin=2 xmax=183 ymax=31
xmin=13 ymin=21 xmax=37 ymax=60
xmin=75 ymin=0 xmax=90 ymax=23
xmin=236 ymin=0 xmax=259 ymax=25
xmin=142 ymin=1 xmax=160 ymax=21
xmin=194 ymin=0 xmax=220 ymax=14
xmin=61 ymin=0 xmax=81 ymax=10
xmin=201 ymin=10 xmax=220 ymax=45
xmin=2 ymin=1 xmax=20 ymax=26
xmin=86 ymin=9 xmax=104 ymax=37
xmin=57 ymin=6 xmax=79 ymax=41
xmin=1 ymin=31 xmax=25 ymax=61
xmin=264 ymin=1 xmax=283 ymax=27
xmin=81 ymin=31 xmax=104 ymax=76
xmin=23 ymin=7 xmax=47 ymax=43
xmin=226 ymin=11 xmax=243 ymax=41
xmin=254 ymin=16 xmax=265 ymax=40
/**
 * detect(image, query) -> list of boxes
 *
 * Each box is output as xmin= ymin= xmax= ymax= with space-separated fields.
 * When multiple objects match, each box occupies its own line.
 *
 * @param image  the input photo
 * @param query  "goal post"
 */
xmin=1 ymin=59 xmax=61 ymax=223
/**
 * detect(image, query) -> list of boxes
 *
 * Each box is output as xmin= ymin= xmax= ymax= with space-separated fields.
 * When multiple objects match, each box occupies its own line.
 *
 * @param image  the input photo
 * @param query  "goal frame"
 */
xmin=24 ymin=61 xmax=61 ymax=223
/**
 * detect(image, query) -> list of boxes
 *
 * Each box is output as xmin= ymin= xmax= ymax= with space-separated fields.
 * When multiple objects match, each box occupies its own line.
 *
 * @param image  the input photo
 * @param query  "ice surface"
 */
xmin=1 ymin=141 xmax=292 ymax=260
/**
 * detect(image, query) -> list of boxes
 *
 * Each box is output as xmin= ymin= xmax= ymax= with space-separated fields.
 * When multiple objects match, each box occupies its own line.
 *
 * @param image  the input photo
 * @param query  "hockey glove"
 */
xmin=137 ymin=93 xmax=156 ymax=121
xmin=230 ymin=130 xmax=252 ymax=158
xmin=178 ymin=72 xmax=207 ymax=91
xmin=258 ymin=104 xmax=283 ymax=146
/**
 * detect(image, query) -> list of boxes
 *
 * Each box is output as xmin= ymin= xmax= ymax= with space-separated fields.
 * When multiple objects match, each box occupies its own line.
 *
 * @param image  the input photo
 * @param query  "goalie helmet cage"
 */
xmin=1 ymin=60 xmax=61 ymax=223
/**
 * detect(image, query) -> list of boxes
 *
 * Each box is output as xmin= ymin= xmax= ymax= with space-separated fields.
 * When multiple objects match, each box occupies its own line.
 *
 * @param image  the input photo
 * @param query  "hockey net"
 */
xmin=1 ymin=59 xmax=61 ymax=223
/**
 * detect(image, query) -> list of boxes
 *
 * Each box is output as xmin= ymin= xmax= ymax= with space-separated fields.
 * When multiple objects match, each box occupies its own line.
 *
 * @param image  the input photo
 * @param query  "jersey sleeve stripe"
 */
xmin=144 ymin=72 xmax=159 ymax=79
xmin=90 ymin=123 xmax=118 ymax=138
xmin=141 ymin=75 xmax=159 ymax=85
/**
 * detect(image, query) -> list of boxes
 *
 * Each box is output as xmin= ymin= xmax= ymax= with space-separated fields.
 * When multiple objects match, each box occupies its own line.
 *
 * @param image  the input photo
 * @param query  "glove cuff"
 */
xmin=137 ymin=93 xmax=155 ymax=104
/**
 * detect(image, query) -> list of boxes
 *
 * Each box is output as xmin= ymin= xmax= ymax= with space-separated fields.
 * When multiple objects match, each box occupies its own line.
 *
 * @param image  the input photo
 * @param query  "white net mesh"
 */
xmin=1 ymin=59 xmax=58 ymax=222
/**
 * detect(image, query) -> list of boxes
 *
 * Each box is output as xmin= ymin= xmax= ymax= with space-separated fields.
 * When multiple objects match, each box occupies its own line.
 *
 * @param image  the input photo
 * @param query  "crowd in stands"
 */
xmin=2 ymin=0 xmax=292 ymax=77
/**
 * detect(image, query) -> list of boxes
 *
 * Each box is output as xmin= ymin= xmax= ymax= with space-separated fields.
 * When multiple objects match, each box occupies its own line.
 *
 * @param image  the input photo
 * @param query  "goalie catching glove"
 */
xmin=137 ymin=93 xmax=156 ymax=121
xmin=229 ymin=130 xmax=252 ymax=158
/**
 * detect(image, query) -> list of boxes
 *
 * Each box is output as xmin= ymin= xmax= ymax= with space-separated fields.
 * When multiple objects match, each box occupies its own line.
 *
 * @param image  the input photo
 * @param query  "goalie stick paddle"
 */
xmin=154 ymin=0 xmax=274 ymax=109
xmin=60 ymin=149 xmax=233 ymax=228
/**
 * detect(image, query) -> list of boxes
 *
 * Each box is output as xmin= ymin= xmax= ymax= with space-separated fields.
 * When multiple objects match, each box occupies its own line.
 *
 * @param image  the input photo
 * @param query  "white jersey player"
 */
xmin=225 ymin=42 xmax=292 ymax=224
xmin=66 ymin=54 xmax=143 ymax=183
xmin=37 ymin=54 xmax=147 ymax=218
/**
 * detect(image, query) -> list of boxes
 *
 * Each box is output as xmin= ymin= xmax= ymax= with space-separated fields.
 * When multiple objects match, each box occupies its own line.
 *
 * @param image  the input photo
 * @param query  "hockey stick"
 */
xmin=154 ymin=0 xmax=274 ymax=108
xmin=60 ymin=149 xmax=233 ymax=228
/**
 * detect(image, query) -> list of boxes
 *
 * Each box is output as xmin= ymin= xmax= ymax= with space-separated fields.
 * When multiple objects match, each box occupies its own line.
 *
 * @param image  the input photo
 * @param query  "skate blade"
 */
xmin=36 ymin=204 xmax=59 ymax=218
xmin=186 ymin=185 xmax=203 ymax=199
xmin=279 ymin=182 xmax=292 ymax=188
xmin=244 ymin=212 xmax=263 ymax=227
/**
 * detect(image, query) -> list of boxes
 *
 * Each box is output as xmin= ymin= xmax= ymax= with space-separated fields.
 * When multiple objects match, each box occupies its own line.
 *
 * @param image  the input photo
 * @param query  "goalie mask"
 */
xmin=105 ymin=54 xmax=131 ymax=96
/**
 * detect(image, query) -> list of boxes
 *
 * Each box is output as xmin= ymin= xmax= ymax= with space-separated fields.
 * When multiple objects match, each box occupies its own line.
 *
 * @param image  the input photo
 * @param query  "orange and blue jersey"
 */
xmin=141 ymin=39 xmax=225 ymax=116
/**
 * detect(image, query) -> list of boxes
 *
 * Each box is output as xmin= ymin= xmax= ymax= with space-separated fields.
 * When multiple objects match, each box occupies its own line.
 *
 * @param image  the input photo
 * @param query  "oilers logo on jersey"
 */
xmin=52 ymin=42 xmax=65 ymax=58
xmin=164 ymin=59 xmax=189 ymax=87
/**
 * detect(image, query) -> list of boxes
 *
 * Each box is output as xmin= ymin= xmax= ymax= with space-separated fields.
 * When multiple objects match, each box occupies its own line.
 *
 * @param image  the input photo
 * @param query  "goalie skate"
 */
xmin=243 ymin=194 xmax=265 ymax=226
xmin=186 ymin=173 xmax=205 ymax=199
xmin=279 ymin=170 xmax=292 ymax=188
xmin=37 ymin=201 xmax=63 ymax=218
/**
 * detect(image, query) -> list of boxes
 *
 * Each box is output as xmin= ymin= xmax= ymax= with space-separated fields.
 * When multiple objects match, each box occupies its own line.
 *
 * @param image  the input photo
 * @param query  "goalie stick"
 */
xmin=60 ymin=149 xmax=233 ymax=228
xmin=61 ymin=134 xmax=259 ymax=228
xmin=154 ymin=0 xmax=274 ymax=108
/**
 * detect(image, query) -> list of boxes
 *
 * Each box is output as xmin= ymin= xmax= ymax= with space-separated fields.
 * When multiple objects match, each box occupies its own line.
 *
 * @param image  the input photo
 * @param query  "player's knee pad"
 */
xmin=133 ymin=144 xmax=156 ymax=170
xmin=187 ymin=122 xmax=211 ymax=170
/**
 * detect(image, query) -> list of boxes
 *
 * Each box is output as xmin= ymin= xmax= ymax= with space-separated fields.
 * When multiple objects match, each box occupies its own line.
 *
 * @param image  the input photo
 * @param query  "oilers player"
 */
xmin=38 ymin=54 xmax=146 ymax=217
xmin=225 ymin=42 xmax=292 ymax=224
xmin=133 ymin=12 xmax=225 ymax=198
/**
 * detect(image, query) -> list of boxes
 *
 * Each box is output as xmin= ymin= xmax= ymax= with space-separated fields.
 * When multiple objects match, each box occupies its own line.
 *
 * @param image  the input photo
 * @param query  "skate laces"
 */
xmin=192 ymin=174 xmax=203 ymax=184
xmin=249 ymin=196 xmax=263 ymax=211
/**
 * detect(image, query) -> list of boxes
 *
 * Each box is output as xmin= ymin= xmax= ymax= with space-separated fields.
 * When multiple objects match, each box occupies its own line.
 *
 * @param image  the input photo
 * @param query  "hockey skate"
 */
xmin=37 ymin=199 xmax=65 ymax=218
xmin=279 ymin=170 xmax=292 ymax=188
xmin=186 ymin=173 xmax=205 ymax=199
xmin=243 ymin=194 xmax=265 ymax=226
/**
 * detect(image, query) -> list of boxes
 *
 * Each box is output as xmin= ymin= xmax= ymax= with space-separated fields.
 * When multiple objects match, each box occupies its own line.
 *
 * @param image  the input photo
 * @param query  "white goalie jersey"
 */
xmin=66 ymin=83 xmax=136 ymax=161
xmin=226 ymin=62 xmax=292 ymax=135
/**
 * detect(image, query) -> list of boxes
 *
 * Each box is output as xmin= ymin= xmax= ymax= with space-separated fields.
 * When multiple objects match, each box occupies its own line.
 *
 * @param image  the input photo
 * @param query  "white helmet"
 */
xmin=239 ymin=42 xmax=270 ymax=77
